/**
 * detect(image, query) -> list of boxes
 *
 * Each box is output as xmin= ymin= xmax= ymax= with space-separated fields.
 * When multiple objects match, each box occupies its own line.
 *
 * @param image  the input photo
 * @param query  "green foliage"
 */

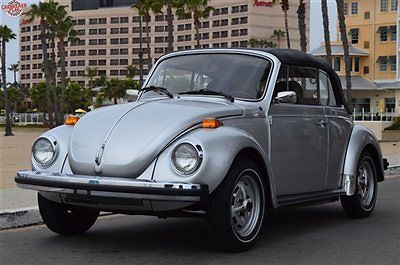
xmin=385 ymin=117 xmax=400 ymax=130
xmin=249 ymin=38 xmax=277 ymax=48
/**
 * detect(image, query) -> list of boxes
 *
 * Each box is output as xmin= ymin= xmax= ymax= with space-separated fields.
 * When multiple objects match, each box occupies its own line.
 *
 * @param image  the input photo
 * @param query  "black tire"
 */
xmin=340 ymin=151 xmax=378 ymax=218
xmin=38 ymin=193 xmax=99 ymax=235
xmin=206 ymin=157 xmax=266 ymax=252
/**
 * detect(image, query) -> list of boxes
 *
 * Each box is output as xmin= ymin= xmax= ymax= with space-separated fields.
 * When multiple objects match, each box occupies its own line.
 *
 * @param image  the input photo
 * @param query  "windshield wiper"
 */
xmin=179 ymin=89 xmax=234 ymax=102
xmin=140 ymin=86 xmax=173 ymax=98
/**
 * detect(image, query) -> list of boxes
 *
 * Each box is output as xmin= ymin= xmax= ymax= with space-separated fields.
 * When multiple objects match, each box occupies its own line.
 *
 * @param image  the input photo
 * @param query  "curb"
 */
xmin=0 ymin=207 xmax=42 ymax=230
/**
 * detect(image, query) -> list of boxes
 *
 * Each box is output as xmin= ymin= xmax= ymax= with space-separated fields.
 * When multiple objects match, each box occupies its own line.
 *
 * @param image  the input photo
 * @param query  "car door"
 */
xmin=319 ymin=70 xmax=353 ymax=190
xmin=269 ymin=65 xmax=329 ymax=196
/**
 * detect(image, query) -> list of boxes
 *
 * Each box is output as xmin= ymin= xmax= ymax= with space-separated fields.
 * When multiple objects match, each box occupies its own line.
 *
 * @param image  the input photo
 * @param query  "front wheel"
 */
xmin=206 ymin=158 xmax=266 ymax=252
xmin=340 ymin=151 xmax=378 ymax=218
xmin=38 ymin=193 xmax=99 ymax=235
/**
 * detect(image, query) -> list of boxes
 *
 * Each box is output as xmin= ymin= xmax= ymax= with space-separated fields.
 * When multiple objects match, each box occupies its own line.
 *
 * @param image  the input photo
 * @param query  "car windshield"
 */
xmin=143 ymin=53 xmax=272 ymax=100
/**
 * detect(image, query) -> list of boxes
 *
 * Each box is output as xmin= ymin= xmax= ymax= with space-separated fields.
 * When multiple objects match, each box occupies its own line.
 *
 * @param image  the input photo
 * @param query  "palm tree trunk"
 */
xmin=195 ymin=19 xmax=200 ymax=48
xmin=139 ymin=17 xmax=144 ymax=86
xmin=336 ymin=0 xmax=352 ymax=101
xmin=297 ymin=0 xmax=307 ymax=52
xmin=284 ymin=11 xmax=291 ymax=49
xmin=277 ymin=36 xmax=280 ymax=48
xmin=40 ymin=20 xmax=53 ymax=125
xmin=13 ymin=70 xmax=16 ymax=84
xmin=321 ymin=0 xmax=332 ymax=65
xmin=145 ymin=15 xmax=152 ymax=71
xmin=59 ymin=37 xmax=66 ymax=120
xmin=1 ymin=39 xmax=13 ymax=136
xmin=166 ymin=4 xmax=173 ymax=53
xmin=51 ymin=37 xmax=59 ymax=125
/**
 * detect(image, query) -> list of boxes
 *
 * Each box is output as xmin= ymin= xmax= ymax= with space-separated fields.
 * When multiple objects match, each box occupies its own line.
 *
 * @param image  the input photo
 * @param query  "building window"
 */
xmin=132 ymin=16 xmax=141 ymax=23
xmin=213 ymin=20 xmax=220 ymax=27
xmin=185 ymin=23 xmax=192 ymax=30
xmin=349 ymin=28 xmax=359 ymax=43
xmin=378 ymin=56 xmax=387 ymax=71
xmin=212 ymin=32 xmax=220 ymax=39
xmin=98 ymin=28 xmax=107 ymax=35
xmin=351 ymin=2 xmax=358 ymax=14
xmin=120 ymin=17 xmax=128 ymax=23
xmin=364 ymin=11 xmax=370 ymax=19
xmin=389 ymin=56 xmax=396 ymax=71
xmin=89 ymin=18 xmax=97 ymax=25
xmin=98 ymin=49 xmax=106 ymax=55
xmin=202 ymin=33 xmax=209 ymax=39
xmin=155 ymin=36 xmax=164 ymax=43
xmin=391 ymin=0 xmax=398 ymax=11
xmin=213 ymin=43 xmax=220 ymax=48
xmin=390 ymin=25 xmax=397 ymax=41
xmin=221 ymin=31 xmax=228 ymax=38
xmin=221 ymin=19 xmax=228 ymax=26
xmin=78 ymin=19 xmax=85 ymax=25
xmin=385 ymin=98 xmax=396 ymax=112
xmin=221 ymin=7 xmax=228 ymax=14
xmin=379 ymin=26 xmax=388 ymax=41
xmin=334 ymin=57 xmax=341 ymax=71
xmin=231 ymin=29 xmax=239 ymax=37
xmin=232 ymin=6 xmax=240 ymax=13
xmin=155 ymin=15 xmax=164 ymax=21
xmin=364 ymin=41 xmax=370 ymax=49
xmin=99 ymin=18 xmax=107 ymax=24
xmin=110 ymin=70 xmax=119 ymax=76
xmin=202 ymin=21 xmax=209 ymax=28
xmin=240 ymin=5 xmax=248 ymax=12
xmin=111 ymin=28 xmax=119 ymax=34
xmin=363 ymin=66 xmax=369 ymax=74
xmin=354 ymin=57 xmax=360 ymax=72
xmin=380 ymin=0 xmax=388 ymax=12
xmin=111 ymin=49 xmax=119 ymax=55
xmin=213 ymin=8 xmax=220 ymax=16
xmin=89 ymin=29 xmax=97 ymax=35
xmin=111 ymin=17 xmax=119 ymax=23
xmin=110 ymin=38 xmax=119 ymax=45
xmin=120 ymin=27 xmax=128 ymax=34
xmin=240 ymin=41 xmax=248 ymax=47
xmin=98 ymin=39 xmax=106 ymax=45
xmin=231 ymin=41 xmax=239 ymax=47
xmin=240 ymin=29 xmax=248 ymax=36
xmin=352 ymin=98 xmax=370 ymax=112
xmin=89 ymin=49 xmax=97 ymax=55
xmin=240 ymin=17 xmax=248 ymax=24
xmin=344 ymin=3 xmax=348 ymax=15
xmin=232 ymin=18 xmax=239 ymax=25
xmin=155 ymin=26 xmax=164 ymax=32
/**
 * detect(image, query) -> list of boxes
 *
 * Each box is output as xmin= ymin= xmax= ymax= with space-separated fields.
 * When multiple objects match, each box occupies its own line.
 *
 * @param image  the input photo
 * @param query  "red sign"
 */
xmin=1 ymin=0 xmax=27 ymax=17
xmin=254 ymin=0 xmax=273 ymax=7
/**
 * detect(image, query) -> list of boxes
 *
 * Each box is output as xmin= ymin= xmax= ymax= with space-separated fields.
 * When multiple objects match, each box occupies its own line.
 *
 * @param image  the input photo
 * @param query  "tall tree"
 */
xmin=271 ymin=29 xmax=285 ymax=48
xmin=0 ymin=25 xmax=16 ymax=136
xmin=25 ymin=1 xmax=54 ymax=125
xmin=85 ymin=67 xmax=98 ymax=89
xmin=336 ymin=0 xmax=352 ymax=100
xmin=321 ymin=0 xmax=332 ymax=65
xmin=297 ymin=0 xmax=307 ymax=52
xmin=159 ymin=0 xmax=183 ymax=53
xmin=280 ymin=0 xmax=291 ymax=49
xmin=126 ymin=65 xmax=137 ymax=79
xmin=249 ymin=38 xmax=277 ymax=48
xmin=176 ymin=0 xmax=214 ymax=48
xmin=8 ymin=63 xmax=19 ymax=85
xmin=132 ymin=0 xmax=162 ymax=73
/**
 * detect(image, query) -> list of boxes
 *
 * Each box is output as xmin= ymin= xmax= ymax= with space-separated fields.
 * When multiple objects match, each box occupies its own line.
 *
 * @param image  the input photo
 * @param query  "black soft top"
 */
xmin=253 ymin=48 xmax=351 ymax=113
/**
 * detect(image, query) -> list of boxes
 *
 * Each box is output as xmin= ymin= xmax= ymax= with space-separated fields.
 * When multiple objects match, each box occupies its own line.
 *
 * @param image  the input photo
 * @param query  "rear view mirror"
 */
xmin=274 ymin=91 xmax=297 ymax=104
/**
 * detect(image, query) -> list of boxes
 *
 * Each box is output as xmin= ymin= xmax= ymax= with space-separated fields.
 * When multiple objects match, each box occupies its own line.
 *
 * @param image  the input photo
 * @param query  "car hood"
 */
xmin=68 ymin=98 xmax=243 ymax=177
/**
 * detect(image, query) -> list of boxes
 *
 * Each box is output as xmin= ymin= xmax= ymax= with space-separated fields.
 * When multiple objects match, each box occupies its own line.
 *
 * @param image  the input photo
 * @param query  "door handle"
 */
xmin=316 ymin=120 xmax=329 ymax=127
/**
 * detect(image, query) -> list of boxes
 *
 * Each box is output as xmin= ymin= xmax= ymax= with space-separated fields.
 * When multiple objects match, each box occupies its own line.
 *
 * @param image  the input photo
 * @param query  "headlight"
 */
xmin=172 ymin=143 xmax=202 ymax=175
xmin=32 ymin=137 xmax=56 ymax=167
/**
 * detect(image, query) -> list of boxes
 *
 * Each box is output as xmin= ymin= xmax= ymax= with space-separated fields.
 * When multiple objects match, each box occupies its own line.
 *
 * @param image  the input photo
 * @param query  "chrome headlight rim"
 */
xmin=31 ymin=136 xmax=58 ymax=168
xmin=171 ymin=142 xmax=203 ymax=176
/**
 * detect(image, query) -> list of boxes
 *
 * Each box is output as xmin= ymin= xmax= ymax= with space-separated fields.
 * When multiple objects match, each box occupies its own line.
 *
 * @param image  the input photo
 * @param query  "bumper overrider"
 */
xmin=15 ymin=170 xmax=209 ymax=209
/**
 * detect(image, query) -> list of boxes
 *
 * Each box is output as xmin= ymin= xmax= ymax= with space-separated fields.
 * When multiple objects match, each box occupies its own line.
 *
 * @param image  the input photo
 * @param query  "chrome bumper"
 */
xmin=15 ymin=170 xmax=208 ymax=203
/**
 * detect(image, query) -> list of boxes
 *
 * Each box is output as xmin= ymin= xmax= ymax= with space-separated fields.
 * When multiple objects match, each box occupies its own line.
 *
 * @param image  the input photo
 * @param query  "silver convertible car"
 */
xmin=16 ymin=49 xmax=388 ymax=252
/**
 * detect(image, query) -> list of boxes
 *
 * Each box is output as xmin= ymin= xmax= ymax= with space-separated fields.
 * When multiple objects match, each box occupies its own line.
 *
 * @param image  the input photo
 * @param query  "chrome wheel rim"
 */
xmin=231 ymin=170 xmax=262 ymax=239
xmin=357 ymin=160 xmax=375 ymax=209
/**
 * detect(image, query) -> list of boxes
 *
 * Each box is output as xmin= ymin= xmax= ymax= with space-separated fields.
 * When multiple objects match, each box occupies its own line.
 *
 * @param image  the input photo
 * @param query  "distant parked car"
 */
xmin=16 ymin=49 xmax=387 ymax=252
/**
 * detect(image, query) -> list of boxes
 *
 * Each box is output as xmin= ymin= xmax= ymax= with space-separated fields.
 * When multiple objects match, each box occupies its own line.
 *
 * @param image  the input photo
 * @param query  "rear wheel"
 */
xmin=340 ymin=151 xmax=378 ymax=218
xmin=206 ymin=158 xmax=266 ymax=252
xmin=38 ymin=193 xmax=99 ymax=235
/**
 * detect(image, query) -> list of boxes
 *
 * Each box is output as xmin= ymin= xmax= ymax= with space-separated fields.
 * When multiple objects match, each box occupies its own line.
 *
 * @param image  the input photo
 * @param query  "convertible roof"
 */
xmin=253 ymin=48 xmax=352 ymax=114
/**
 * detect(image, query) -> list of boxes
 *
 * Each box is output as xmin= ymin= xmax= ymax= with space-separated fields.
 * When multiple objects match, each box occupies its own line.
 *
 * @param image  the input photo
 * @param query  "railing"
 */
xmin=353 ymin=108 xmax=397 ymax=121
xmin=14 ymin=113 xmax=45 ymax=125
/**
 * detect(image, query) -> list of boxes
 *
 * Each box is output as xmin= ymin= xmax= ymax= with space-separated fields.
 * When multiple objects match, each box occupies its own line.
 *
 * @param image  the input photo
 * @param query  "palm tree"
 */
xmin=25 ymin=1 xmax=54 ymax=125
xmin=249 ymin=38 xmax=277 ymax=48
xmin=8 ymin=63 xmax=19 ymax=85
xmin=321 ymin=0 xmax=332 ymax=65
xmin=297 ymin=0 xmax=307 ymax=52
xmin=126 ymin=65 xmax=137 ymax=79
xmin=280 ymin=0 xmax=290 ymax=49
xmin=0 ymin=25 xmax=16 ymax=136
xmin=336 ymin=0 xmax=352 ymax=100
xmin=85 ymin=67 xmax=98 ymax=89
xmin=271 ymin=29 xmax=285 ymax=48
xmin=159 ymin=0 xmax=183 ymax=53
xmin=176 ymin=0 xmax=214 ymax=48
xmin=132 ymin=0 xmax=162 ymax=73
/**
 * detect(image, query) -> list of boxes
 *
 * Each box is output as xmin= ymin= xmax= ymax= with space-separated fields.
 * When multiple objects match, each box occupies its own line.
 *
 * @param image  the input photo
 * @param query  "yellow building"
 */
xmin=310 ymin=0 xmax=400 ymax=125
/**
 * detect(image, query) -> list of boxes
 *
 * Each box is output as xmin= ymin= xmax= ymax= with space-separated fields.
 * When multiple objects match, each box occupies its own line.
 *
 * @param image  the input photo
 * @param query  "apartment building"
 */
xmin=310 ymin=0 xmax=400 ymax=120
xmin=19 ymin=0 xmax=309 ymax=89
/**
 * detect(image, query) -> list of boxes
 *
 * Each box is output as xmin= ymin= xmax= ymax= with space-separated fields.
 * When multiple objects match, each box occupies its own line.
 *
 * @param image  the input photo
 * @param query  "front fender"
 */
xmin=32 ymin=125 xmax=73 ymax=173
xmin=153 ymin=126 xmax=269 ymax=194
xmin=343 ymin=125 xmax=384 ymax=194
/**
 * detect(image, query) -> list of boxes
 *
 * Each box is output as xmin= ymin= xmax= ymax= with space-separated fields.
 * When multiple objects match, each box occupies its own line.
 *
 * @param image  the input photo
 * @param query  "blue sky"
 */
xmin=1 ymin=0 xmax=338 ymax=82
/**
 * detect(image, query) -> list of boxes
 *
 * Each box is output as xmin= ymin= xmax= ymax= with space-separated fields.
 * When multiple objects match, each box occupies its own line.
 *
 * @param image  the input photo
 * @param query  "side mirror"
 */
xmin=274 ymin=91 xmax=297 ymax=104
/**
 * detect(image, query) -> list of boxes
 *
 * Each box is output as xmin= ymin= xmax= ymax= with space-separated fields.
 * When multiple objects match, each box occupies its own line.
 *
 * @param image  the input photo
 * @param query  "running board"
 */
xmin=276 ymin=189 xmax=346 ymax=207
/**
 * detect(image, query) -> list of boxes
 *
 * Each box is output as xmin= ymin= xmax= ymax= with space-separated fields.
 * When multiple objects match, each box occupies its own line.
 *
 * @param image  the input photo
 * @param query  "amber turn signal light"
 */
xmin=202 ymin=118 xmax=222 ymax=128
xmin=65 ymin=116 xmax=80 ymax=125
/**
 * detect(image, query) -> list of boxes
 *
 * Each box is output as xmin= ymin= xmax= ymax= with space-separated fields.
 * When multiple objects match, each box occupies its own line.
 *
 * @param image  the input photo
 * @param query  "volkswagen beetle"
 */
xmin=16 ymin=49 xmax=387 ymax=252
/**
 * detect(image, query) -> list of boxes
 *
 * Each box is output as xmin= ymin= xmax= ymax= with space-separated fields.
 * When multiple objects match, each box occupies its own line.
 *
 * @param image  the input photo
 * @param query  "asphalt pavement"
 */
xmin=1 ymin=176 xmax=399 ymax=265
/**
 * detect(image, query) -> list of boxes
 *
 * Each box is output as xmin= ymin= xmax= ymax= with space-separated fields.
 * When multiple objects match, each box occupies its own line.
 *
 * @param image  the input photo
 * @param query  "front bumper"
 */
xmin=15 ymin=170 xmax=209 ymax=204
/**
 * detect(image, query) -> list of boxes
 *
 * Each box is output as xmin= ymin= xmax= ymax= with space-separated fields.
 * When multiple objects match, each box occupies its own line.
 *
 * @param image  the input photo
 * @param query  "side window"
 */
xmin=319 ymin=70 xmax=338 ymax=107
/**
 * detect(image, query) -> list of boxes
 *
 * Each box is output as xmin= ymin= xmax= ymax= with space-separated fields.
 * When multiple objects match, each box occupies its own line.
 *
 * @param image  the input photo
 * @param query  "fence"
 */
xmin=353 ymin=108 xmax=397 ymax=122
xmin=0 ymin=113 xmax=45 ymax=125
